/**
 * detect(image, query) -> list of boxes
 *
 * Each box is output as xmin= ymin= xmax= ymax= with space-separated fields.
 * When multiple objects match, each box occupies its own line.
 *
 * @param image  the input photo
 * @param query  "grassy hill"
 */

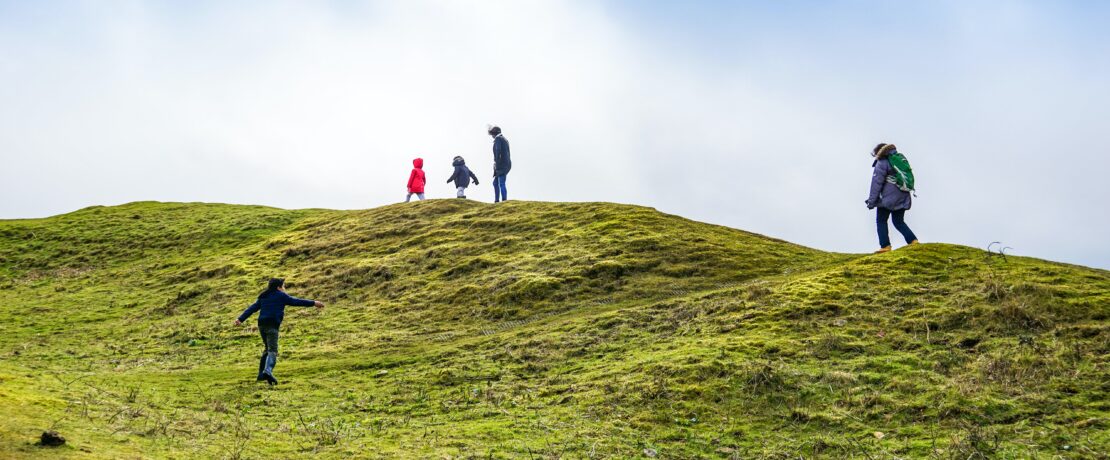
xmin=0 ymin=200 xmax=1106 ymax=459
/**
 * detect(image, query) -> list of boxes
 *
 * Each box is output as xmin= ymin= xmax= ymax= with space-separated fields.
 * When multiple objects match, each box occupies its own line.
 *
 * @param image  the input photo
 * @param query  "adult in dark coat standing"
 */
xmin=866 ymin=143 xmax=918 ymax=253
xmin=489 ymin=125 xmax=511 ymax=202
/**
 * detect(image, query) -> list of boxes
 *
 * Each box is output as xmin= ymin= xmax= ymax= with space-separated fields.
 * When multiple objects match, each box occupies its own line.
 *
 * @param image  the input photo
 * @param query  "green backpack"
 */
xmin=885 ymin=152 xmax=915 ymax=193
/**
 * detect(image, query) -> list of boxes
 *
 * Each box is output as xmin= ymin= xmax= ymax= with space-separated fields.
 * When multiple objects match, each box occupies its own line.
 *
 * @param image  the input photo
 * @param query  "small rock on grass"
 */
xmin=40 ymin=430 xmax=65 ymax=447
xmin=643 ymin=447 xmax=658 ymax=457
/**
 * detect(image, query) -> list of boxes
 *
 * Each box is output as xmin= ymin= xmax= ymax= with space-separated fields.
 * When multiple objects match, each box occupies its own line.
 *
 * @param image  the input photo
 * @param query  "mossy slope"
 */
xmin=0 ymin=200 xmax=1106 ymax=458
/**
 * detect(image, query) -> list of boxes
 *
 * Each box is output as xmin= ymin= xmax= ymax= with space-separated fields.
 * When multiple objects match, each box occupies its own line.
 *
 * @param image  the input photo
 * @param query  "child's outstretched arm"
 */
xmin=469 ymin=170 xmax=479 ymax=185
xmin=277 ymin=291 xmax=318 ymax=307
xmin=234 ymin=300 xmax=260 ymax=325
xmin=446 ymin=169 xmax=458 ymax=183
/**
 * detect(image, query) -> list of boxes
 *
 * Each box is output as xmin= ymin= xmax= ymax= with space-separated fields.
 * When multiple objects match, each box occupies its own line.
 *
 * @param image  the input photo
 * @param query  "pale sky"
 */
xmin=2 ymin=1 xmax=1108 ymax=268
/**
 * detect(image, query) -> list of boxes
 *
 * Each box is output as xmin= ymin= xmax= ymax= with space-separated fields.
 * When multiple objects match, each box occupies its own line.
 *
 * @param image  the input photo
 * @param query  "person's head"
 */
xmin=413 ymin=158 xmax=423 ymax=168
xmin=872 ymin=143 xmax=897 ymax=158
xmin=453 ymin=155 xmax=465 ymax=165
xmin=259 ymin=277 xmax=285 ymax=298
xmin=487 ymin=125 xmax=501 ymax=137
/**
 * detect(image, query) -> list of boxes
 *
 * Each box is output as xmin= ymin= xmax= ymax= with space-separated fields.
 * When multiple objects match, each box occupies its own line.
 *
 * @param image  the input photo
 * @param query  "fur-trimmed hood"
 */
xmin=874 ymin=143 xmax=897 ymax=159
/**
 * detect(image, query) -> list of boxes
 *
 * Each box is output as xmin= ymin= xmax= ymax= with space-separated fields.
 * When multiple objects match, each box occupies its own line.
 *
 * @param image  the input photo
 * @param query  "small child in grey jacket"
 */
xmin=446 ymin=156 xmax=480 ymax=199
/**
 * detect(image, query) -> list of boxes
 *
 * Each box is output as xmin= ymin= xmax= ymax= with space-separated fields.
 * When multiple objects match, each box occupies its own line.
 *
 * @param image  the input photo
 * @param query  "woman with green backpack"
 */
xmin=866 ymin=143 xmax=919 ymax=253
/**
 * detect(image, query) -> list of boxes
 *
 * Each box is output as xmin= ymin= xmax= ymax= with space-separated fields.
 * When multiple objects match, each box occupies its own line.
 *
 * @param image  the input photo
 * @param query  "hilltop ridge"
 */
xmin=0 ymin=200 xmax=1107 ymax=458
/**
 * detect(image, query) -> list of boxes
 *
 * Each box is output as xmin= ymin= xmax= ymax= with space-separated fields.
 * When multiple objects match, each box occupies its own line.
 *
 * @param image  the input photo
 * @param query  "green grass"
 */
xmin=0 ymin=200 xmax=1106 ymax=458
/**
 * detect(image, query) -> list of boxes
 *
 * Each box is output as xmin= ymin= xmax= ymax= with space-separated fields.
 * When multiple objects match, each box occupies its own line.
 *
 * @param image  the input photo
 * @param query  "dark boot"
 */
xmin=257 ymin=353 xmax=267 ymax=381
xmin=262 ymin=352 xmax=278 ymax=385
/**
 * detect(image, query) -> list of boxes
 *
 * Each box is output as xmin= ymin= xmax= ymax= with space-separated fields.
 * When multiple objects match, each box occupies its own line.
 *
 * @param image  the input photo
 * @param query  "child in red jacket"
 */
xmin=406 ymin=157 xmax=426 ymax=202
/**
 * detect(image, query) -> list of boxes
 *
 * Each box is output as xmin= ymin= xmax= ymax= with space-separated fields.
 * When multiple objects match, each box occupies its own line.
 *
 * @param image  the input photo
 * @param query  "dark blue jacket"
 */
xmin=492 ymin=134 xmax=511 ymax=176
xmin=447 ymin=158 xmax=480 ymax=188
xmin=237 ymin=291 xmax=315 ymax=325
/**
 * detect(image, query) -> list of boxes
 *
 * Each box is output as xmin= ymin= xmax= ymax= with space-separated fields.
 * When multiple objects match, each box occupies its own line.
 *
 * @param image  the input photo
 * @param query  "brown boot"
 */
xmin=875 ymin=246 xmax=892 ymax=254
xmin=909 ymin=240 xmax=920 ymax=245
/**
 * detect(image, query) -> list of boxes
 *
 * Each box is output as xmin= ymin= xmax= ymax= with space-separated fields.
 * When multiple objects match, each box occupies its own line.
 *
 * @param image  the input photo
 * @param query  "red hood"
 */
xmin=413 ymin=158 xmax=423 ymax=169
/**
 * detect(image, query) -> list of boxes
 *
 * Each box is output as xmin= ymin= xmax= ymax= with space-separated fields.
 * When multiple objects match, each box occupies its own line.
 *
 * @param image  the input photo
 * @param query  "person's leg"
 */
xmin=405 ymin=193 xmax=412 ymax=203
xmin=417 ymin=193 xmax=425 ymax=200
xmin=260 ymin=323 xmax=279 ymax=384
xmin=257 ymin=352 xmax=267 ymax=380
xmin=891 ymin=210 xmax=918 ymax=244
xmin=457 ymin=187 xmax=465 ymax=198
xmin=876 ymin=208 xmax=892 ymax=249
xmin=494 ymin=174 xmax=507 ymax=201
xmin=257 ymin=323 xmax=274 ymax=380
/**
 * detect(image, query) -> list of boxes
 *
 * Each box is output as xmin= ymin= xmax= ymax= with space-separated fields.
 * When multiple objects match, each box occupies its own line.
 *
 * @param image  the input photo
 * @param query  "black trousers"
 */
xmin=258 ymin=320 xmax=280 ymax=376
